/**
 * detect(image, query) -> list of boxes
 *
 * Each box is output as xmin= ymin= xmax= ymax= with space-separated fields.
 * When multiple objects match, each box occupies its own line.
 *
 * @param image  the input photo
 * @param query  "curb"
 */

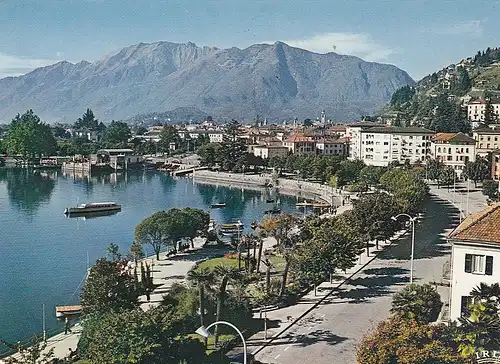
xmin=250 ymin=235 xmax=402 ymax=356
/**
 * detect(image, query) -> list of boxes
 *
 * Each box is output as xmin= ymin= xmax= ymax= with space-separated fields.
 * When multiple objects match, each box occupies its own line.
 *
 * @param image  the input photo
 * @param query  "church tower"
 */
xmin=320 ymin=110 xmax=326 ymax=124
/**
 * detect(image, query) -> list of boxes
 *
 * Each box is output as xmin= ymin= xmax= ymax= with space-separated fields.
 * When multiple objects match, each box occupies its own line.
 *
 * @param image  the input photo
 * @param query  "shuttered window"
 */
xmin=465 ymin=254 xmax=493 ymax=275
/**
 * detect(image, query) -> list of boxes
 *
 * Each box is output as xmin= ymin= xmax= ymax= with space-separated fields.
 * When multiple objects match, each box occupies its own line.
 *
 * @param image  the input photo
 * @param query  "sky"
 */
xmin=0 ymin=0 xmax=499 ymax=80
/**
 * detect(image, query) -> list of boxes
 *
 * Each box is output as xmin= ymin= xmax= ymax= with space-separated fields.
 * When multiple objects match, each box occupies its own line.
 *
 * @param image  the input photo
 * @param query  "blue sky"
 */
xmin=0 ymin=0 xmax=499 ymax=80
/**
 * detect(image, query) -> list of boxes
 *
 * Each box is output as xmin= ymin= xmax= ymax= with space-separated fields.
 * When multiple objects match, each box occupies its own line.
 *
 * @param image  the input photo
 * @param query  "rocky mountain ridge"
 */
xmin=0 ymin=41 xmax=414 ymax=123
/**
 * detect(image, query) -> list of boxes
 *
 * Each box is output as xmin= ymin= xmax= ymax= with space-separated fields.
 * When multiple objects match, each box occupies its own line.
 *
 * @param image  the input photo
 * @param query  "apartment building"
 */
xmin=448 ymin=203 xmax=500 ymax=321
xmin=315 ymin=138 xmax=348 ymax=157
xmin=253 ymin=145 xmax=290 ymax=159
xmin=345 ymin=122 xmax=382 ymax=160
xmin=431 ymin=132 xmax=476 ymax=176
xmin=351 ymin=126 xmax=434 ymax=167
xmin=467 ymin=98 xmax=500 ymax=128
xmin=472 ymin=124 xmax=500 ymax=157
xmin=282 ymin=135 xmax=317 ymax=156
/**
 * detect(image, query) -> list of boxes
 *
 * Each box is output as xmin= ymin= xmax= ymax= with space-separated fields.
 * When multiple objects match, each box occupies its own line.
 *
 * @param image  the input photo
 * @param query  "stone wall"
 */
xmin=193 ymin=170 xmax=343 ymax=206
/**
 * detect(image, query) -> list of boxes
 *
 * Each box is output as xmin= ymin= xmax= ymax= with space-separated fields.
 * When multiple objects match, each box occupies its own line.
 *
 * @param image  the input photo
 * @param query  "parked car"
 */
xmin=227 ymin=353 xmax=257 ymax=364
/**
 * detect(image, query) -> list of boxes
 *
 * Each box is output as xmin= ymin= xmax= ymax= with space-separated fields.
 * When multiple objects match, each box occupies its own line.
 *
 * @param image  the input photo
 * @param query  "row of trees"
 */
xmin=1 ymin=109 xmax=211 ymax=159
xmin=357 ymin=282 xmax=500 ymax=363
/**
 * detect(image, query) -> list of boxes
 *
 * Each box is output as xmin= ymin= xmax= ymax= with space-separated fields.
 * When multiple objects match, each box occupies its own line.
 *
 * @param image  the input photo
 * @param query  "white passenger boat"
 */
xmin=64 ymin=202 xmax=121 ymax=215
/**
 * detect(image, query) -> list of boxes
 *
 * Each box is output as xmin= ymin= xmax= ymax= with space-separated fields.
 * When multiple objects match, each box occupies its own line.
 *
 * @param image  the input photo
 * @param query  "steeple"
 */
xmin=320 ymin=110 xmax=326 ymax=124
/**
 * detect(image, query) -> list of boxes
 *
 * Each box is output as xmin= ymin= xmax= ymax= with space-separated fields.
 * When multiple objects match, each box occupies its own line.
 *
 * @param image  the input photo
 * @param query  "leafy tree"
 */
xmin=352 ymin=193 xmax=398 ymax=253
xmin=356 ymin=316 xmax=472 ymax=364
xmin=294 ymin=219 xmax=362 ymax=285
xmin=218 ymin=119 xmax=247 ymax=171
xmin=80 ymin=258 xmax=139 ymax=315
xmin=6 ymin=110 xmax=56 ymax=160
xmin=77 ymin=307 xmax=207 ymax=364
xmin=426 ymin=158 xmax=445 ymax=182
xmin=358 ymin=166 xmax=385 ymax=188
xmin=438 ymin=166 xmax=456 ymax=188
xmin=482 ymin=180 xmax=499 ymax=201
xmin=103 ymin=121 xmax=131 ymax=146
xmin=464 ymin=156 xmax=490 ymax=187
xmin=380 ymin=168 xmax=428 ymax=214
xmin=74 ymin=108 xmax=100 ymax=130
xmin=181 ymin=208 xmax=210 ymax=248
xmin=135 ymin=211 xmax=176 ymax=260
xmin=159 ymin=125 xmax=180 ymax=152
xmin=52 ymin=123 xmax=71 ymax=139
xmin=391 ymin=283 xmax=443 ymax=324
xmin=1 ymin=336 xmax=55 ymax=364
xmin=484 ymin=98 xmax=498 ymax=125
xmin=129 ymin=240 xmax=145 ymax=263
xmin=106 ymin=243 xmax=122 ymax=261
xmin=197 ymin=142 xmax=221 ymax=167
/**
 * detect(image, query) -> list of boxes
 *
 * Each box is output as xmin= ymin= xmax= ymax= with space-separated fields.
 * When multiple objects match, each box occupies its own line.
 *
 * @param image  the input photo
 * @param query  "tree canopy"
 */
xmin=80 ymin=258 xmax=139 ymax=315
xmin=103 ymin=121 xmax=131 ymax=146
xmin=5 ymin=110 xmax=56 ymax=160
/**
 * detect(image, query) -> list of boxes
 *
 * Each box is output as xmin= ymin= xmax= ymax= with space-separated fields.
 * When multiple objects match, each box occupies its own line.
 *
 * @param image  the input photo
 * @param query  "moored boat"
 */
xmin=211 ymin=203 xmax=226 ymax=208
xmin=64 ymin=202 xmax=121 ymax=215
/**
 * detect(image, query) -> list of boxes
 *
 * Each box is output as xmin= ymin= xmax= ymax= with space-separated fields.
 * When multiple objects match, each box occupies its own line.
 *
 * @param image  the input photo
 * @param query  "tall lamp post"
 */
xmin=391 ymin=213 xmax=417 ymax=284
xmin=195 ymin=321 xmax=248 ymax=364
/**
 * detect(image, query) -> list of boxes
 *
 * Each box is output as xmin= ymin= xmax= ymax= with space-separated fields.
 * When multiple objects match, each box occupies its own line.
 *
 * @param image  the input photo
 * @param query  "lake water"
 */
xmin=0 ymin=168 xmax=298 ymax=351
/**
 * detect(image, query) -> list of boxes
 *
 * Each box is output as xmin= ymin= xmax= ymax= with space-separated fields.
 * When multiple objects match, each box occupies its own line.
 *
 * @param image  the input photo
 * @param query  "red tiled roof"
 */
xmin=432 ymin=132 xmax=476 ymax=144
xmin=284 ymin=135 xmax=314 ymax=143
xmin=448 ymin=203 xmax=500 ymax=244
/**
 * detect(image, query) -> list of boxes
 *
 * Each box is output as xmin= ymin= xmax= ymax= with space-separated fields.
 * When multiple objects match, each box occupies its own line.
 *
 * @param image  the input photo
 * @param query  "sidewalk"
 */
xmin=244 ymin=230 xmax=408 ymax=355
xmin=428 ymin=181 xmax=488 ymax=216
xmin=3 ymin=237 xmax=227 ymax=361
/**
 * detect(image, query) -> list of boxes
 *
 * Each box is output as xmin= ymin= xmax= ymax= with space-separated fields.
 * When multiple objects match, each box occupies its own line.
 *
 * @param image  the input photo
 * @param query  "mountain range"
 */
xmin=0 ymin=41 xmax=414 ymax=123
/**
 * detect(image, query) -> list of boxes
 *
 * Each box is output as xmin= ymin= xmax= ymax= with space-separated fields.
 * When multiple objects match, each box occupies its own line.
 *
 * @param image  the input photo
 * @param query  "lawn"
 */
xmin=195 ymin=256 xmax=239 ymax=271
xmin=267 ymin=254 xmax=286 ymax=273
xmin=185 ymin=333 xmax=236 ymax=355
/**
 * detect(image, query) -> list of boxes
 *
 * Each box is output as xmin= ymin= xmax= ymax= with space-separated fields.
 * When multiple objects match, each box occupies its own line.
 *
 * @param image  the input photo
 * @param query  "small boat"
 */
xmin=211 ymin=203 xmax=226 ymax=208
xmin=64 ymin=202 xmax=121 ymax=215
xmin=250 ymin=221 xmax=258 ymax=229
xmin=266 ymin=198 xmax=275 ymax=203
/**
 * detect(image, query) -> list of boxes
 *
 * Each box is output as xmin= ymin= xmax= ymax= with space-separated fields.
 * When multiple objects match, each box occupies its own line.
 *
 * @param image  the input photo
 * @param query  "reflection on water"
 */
xmin=65 ymin=210 xmax=121 ymax=220
xmin=0 ymin=168 xmax=56 ymax=214
xmin=0 ymin=168 xmax=298 ymax=347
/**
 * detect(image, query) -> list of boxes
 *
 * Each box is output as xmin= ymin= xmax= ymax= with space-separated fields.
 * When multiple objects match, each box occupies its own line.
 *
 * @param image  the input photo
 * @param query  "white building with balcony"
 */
xmin=448 ymin=203 xmax=500 ymax=321
xmin=353 ymin=126 xmax=434 ymax=166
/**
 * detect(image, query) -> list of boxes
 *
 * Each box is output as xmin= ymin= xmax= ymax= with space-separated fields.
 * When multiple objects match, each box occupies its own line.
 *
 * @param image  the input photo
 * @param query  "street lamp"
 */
xmin=195 ymin=321 xmax=248 ymax=364
xmin=391 ymin=213 xmax=417 ymax=284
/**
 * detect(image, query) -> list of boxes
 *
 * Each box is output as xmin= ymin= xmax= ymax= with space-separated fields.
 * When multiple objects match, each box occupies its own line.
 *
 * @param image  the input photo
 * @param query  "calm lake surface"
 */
xmin=0 ymin=168 xmax=298 ymax=349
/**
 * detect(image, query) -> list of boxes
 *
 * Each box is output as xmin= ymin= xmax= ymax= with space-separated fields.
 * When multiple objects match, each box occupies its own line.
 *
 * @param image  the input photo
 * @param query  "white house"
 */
xmin=467 ymin=98 xmax=500 ymax=128
xmin=472 ymin=124 xmax=500 ymax=157
xmin=208 ymin=132 xmax=224 ymax=143
xmin=253 ymin=146 xmax=289 ymax=159
xmin=430 ymin=132 xmax=476 ymax=176
xmin=448 ymin=203 xmax=500 ymax=321
xmin=315 ymin=138 xmax=348 ymax=157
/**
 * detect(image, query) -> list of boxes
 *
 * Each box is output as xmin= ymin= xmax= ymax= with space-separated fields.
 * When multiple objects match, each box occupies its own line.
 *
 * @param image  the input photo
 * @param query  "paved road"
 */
xmin=253 ymin=195 xmax=461 ymax=364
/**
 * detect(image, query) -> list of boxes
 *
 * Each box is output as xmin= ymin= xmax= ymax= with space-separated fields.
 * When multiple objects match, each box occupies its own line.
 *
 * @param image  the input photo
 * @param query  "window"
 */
xmin=461 ymin=296 xmax=473 ymax=316
xmin=465 ymin=254 xmax=493 ymax=275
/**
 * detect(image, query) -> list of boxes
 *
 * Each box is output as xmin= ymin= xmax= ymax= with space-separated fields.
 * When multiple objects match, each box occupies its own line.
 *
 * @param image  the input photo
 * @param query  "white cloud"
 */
xmin=0 ymin=53 xmax=58 ymax=79
xmin=270 ymin=32 xmax=395 ymax=62
xmin=434 ymin=20 xmax=483 ymax=36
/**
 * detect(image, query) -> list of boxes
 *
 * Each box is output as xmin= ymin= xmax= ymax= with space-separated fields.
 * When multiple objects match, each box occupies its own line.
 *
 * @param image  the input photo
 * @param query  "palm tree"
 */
xmin=260 ymin=213 xmax=299 ymax=297
xmin=187 ymin=268 xmax=214 ymax=348
xmin=390 ymin=283 xmax=442 ymax=323
xmin=471 ymin=283 xmax=500 ymax=304
xmin=213 ymin=265 xmax=241 ymax=346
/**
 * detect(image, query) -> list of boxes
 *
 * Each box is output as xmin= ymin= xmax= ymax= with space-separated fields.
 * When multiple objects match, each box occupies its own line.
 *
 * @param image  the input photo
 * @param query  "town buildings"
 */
xmin=472 ymin=124 xmax=500 ymax=157
xmin=347 ymin=125 xmax=435 ymax=166
xmin=490 ymin=150 xmax=500 ymax=181
xmin=430 ymin=132 xmax=477 ymax=176
xmin=448 ymin=203 xmax=500 ymax=321
xmin=467 ymin=98 xmax=500 ymax=128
